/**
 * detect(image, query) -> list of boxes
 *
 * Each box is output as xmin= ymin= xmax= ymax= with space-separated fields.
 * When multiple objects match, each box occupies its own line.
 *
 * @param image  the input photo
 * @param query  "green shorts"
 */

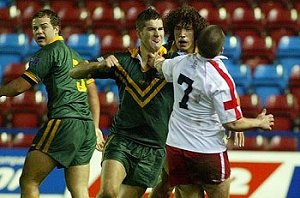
xmin=30 ymin=118 xmax=96 ymax=168
xmin=103 ymin=135 xmax=166 ymax=188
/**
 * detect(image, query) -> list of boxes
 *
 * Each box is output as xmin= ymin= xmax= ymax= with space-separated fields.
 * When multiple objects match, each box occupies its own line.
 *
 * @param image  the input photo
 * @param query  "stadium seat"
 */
xmin=11 ymin=111 xmax=40 ymax=128
xmin=242 ymin=136 xmax=264 ymax=150
xmin=12 ymin=133 xmax=35 ymax=147
xmin=221 ymin=0 xmax=255 ymax=13
xmin=226 ymin=63 xmax=252 ymax=95
xmin=86 ymin=1 xmax=121 ymax=29
xmin=241 ymin=35 xmax=276 ymax=69
xmin=229 ymin=7 xmax=264 ymax=34
xmin=16 ymin=0 xmax=43 ymax=29
xmin=10 ymin=90 xmax=47 ymax=114
xmin=119 ymin=0 xmax=146 ymax=29
xmin=251 ymin=64 xmax=288 ymax=106
xmin=199 ymin=6 xmax=229 ymax=33
xmin=188 ymin=0 xmax=216 ymax=11
xmin=67 ymin=33 xmax=100 ymax=60
xmin=0 ymin=26 xmax=15 ymax=34
xmin=94 ymin=27 xmax=129 ymax=55
xmin=58 ymin=7 xmax=89 ymax=29
xmin=152 ymin=0 xmax=181 ymax=17
xmin=0 ymin=132 xmax=13 ymax=147
xmin=0 ymin=33 xmax=30 ymax=64
xmin=233 ymin=29 xmax=263 ymax=46
xmin=265 ymin=7 xmax=298 ymax=34
xmin=222 ymin=35 xmax=241 ymax=64
xmin=0 ymin=0 xmax=12 ymax=8
xmin=239 ymin=94 xmax=262 ymax=118
xmin=2 ymin=62 xmax=27 ymax=84
xmin=0 ymin=6 xmax=21 ymax=30
xmin=97 ymin=91 xmax=118 ymax=128
xmin=267 ymin=136 xmax=298 ymax=151
xmin=277 ymin=36 xmax=300 ymax=62
xmin=61 ymin=26 xmax=85 ymax=41
xmin=126 ymin=28 xmax=139 ymax=48
xmin=289 ymin=65 xmax=300 ymax=104
xmin=265 ymin=94 xmax=299 ymax=131
xmin=0 ymin=96 xmax=11 ymax=115
xmin=0 ymin=114 xmax=4 ymax=127
xmin=268 ymin=29 xmax=296 ymax=47
xmin=49 ymin=0 xmax=78 ymax=12
xmin=257 ymin=0 xmax=288 ymax=15
xmin=24 ymin=38 xmax=41 ymax=60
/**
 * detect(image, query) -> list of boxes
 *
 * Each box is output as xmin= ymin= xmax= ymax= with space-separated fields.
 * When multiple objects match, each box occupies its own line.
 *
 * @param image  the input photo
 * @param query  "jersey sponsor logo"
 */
xmin=29 ymin=57 xmax=41 ymax=67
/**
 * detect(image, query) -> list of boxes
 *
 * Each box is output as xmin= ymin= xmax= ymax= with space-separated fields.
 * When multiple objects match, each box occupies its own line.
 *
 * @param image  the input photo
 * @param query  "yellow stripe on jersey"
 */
xmin=115 ymin=64 xmax=161 ymax=97
xmin=115 ymin=65 xmax=168 ymax=108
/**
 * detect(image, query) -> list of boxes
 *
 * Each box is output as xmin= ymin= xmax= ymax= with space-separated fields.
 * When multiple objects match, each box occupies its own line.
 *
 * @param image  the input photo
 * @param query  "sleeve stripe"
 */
xmin=209 ymin=60 xmax=242 ymax=119
xmin=22 ymin=71 xmax=39 ymax=85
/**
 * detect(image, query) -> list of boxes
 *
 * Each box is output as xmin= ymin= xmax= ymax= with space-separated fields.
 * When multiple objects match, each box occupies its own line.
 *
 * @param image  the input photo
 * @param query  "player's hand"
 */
xmin=257 ymin=109 xmax=274 ymax=130
xmin=95 ymin=128 xmax=105 ymax=151
xmin=234 ymin=132 xmax=244 ymax=147
xmin=105 ymin=55 xmax=120 ymax=68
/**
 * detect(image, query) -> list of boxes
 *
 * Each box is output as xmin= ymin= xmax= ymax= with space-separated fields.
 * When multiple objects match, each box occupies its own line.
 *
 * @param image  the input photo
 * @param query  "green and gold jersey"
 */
xmin=92 ymin=47 xmax=174 ymax=148
xmin=23 ymin=36 xmax=92 ymax=120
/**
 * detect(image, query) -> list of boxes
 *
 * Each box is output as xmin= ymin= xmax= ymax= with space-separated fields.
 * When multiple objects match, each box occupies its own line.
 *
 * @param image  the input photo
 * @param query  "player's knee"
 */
xmin=19 ymin=173 xmax=39 ymax=190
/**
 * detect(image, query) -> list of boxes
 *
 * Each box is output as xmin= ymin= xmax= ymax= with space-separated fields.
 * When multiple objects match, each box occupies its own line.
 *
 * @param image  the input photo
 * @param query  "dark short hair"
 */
xmin=197 ymin=25 xmax=225 ymax=58
xmin=32 ymin=9 xmax=61 ymax=28
xmin=135 ymin=7 xmax=162 ymax=32
xmin=164 ymin=5 xmax=209 ymax=43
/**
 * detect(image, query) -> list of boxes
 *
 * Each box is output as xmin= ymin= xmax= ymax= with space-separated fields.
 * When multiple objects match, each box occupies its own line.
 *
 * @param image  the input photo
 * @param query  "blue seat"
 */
xmin=0 ymin=33 xmax=29 ymax=65
xmin=0 ymin=55 xmax=23 ymax=69
xmin=277 ymin=36 xmax=300 ymax=60
xmin=226 ymin=63 xmax=252 ymax=95
xmin=25 ymin=39 xmax=41 ymax=60
xmin=0 ymin=33 xmax=29 ymax=57
xmin=95 ymin=79 xmax=117 ymax=92
xmin=251 ymin=64 xmax=288 ymax=105
xmin=67 ymin=33 xmax=100 ymax=60
xmin=276 ymin=57 xmax=300 ymax=78
xmin=0 ymin=63 xmax=3 ymax=84
xmin=0 ymin=0 xmax=12 ymax=8
xmin=222 ymin=35 xmax=241 ymax=64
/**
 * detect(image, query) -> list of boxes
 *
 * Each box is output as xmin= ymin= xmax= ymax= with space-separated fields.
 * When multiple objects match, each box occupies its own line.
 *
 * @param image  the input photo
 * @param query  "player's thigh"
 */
xmin=203 ymin=177 xmax=230 ymax=198
xmin=100 ymin=159 xmax=127 ymax=192
xmin=65 ymin=163 xmax=90 ymax=190
xmin=175 ymin=184 xmax=204 ymax=198
xmin=119 ymin=184 xmax=147 ymax=198
xmin=20 ymin=150 xmax=56 ymax=184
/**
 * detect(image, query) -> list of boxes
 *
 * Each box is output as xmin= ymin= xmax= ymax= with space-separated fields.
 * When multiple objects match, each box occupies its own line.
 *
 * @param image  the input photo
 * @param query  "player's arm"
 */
xmin=87 ymin=81 xmax=100 ymax=129
xmin=232 ymin=95 xmax=245 ymax=147
xmin=0 ymin=77 xmax=32 ymax=97
xmin=223 ymin=109 xmax=274 ymax=132
xmin=70 ymin=55 xmax=119 ymax=79
xmin=87 ymin=81 xmax=105 ymax=151
xmin=70 ymin=60 xmax=107 ymax=79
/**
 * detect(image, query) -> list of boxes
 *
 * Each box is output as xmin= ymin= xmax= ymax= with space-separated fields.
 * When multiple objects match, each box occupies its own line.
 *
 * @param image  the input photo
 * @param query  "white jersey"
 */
xmin=162 ymin=53 xmax=242 ymax=153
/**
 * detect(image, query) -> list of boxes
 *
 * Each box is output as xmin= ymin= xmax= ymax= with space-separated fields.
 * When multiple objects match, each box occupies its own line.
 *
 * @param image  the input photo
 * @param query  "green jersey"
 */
xmin=92 ymin=48 xmax=174 ymax=148
xmin=23 ymin=36 xmax=92 ymax=120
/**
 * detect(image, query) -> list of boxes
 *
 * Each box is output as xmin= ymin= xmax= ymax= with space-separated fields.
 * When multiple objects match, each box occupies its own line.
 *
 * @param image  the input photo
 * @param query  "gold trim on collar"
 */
xmin=49 ymin=36 xmax=64 ymax=44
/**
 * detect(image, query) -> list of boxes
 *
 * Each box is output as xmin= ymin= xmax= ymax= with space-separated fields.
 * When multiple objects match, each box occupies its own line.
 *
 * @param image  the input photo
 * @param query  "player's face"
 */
xmin=32 ymin=16 xmax=59 ymax=47
xmin=138 ymin=19 xmax=164 ymax=53
xmin=174 ymin=24 xmax=195 ymax=54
